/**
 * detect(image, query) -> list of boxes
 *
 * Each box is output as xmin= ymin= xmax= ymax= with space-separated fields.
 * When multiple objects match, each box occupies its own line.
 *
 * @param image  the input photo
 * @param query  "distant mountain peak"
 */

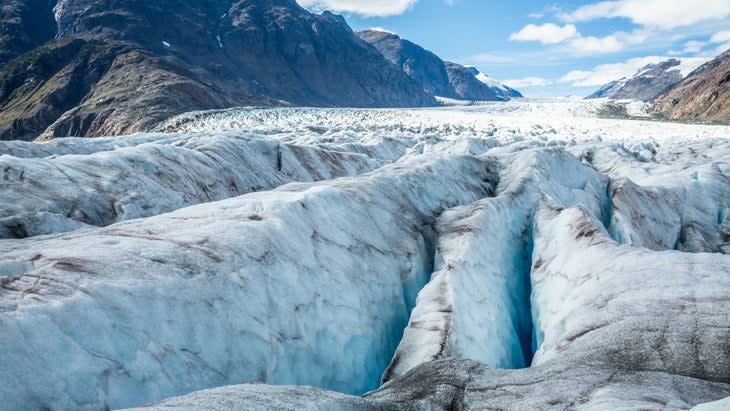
xmin=320 ymin=10 xmax=351 ymax=32
xmin=652 ymin=50 xmax=730 ymax=123
xmin=0 ymin=0 xmax=434 ymax=140
xmin=358 ymin=30 xmax=522 ymax=101
xmin=586 ymin=56 xmax=710 ymax=101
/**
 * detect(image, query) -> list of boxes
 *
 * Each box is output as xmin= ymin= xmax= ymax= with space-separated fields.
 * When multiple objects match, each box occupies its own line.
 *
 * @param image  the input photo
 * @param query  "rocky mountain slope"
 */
xmin=0 ymin=0 xmax=433 ymax=141
xmin=653 ymin=50 xmax=730 ymax=123
xmin=471 ymin=66 xmax=523 ymax=99
xmin=357 ymin=29 xmax=520 ymax=101
xmin=586 ymin=58 xmax=708 ymax=101
xmin=0 ymin=0 xmax=56 ymax=65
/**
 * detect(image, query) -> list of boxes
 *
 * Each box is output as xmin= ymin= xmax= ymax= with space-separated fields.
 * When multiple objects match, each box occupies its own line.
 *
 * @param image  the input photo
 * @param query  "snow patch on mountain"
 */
xmin=474 ymin=71 xmax=523 ymax=99
xmin=675 ymin=57 xmax=711 ymax=77
xmin=586 ymin=57 xmax=711 ymax=101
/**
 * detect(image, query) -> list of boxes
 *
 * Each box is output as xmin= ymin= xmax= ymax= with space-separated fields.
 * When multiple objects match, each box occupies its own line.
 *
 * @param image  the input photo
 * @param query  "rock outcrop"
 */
xmin=0 ymin=0 xmax=434 ymax=140
xmin=586 ymin=58 xmax=708 ymax=101
xmin=652 ymin=50 xmax=730 ymax=123
xmin=357 ymin=29 xmax=518 ymax=101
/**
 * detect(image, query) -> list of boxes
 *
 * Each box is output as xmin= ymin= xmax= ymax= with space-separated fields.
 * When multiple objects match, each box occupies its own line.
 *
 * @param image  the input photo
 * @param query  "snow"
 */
xmin=0 ymin=133 xmax=384 ymax=238
xmin=0 ymin=154 xmax=492 ymax=410
xmin=162 ymin=41 xmax=171 ymax=47
xmin=530 ymin=203 xmax=730 ymax=373
xmin=474 ymin=72 xmax=511 ymax=94
xmin=691 ymin=397 xmax=730 ymax=410
xmin=119 ymin=384 xmax=373 ymax=411
xmin=471 ymin=70 xmax=520 ymax=99
xmin=674 ymin=57 xmax=712 ymax=77
xmin=383 ymin=148 xmax=610 ymax=381
xmin=156 ymin=101 xmax=730 ymax=147
xmin=0 ymin=100 xmax=728 ymax=410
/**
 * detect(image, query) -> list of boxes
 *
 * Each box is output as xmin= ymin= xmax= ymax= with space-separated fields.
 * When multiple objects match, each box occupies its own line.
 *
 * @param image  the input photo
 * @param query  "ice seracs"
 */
xmin=0 ymin=154 xmax=494 ymax=410
xmin=0 ymin=133 xmax=386 ymax=238
xmin=0 ymin=100 xmax=728 ymax=410
xmin=383 ymin=148 xmax=610 ymax=381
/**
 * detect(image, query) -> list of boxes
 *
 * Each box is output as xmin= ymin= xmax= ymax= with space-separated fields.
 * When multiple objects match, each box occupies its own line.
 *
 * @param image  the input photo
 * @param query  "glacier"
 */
xmin=0 ymin=133 xmax=391 ymax=238
xmin=0 ymin=100 xmax=728 ymax=410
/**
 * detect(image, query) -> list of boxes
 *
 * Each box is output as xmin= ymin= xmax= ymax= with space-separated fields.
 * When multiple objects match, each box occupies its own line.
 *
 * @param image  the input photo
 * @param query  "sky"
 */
xmin=296 ymin=0 xmax=730 ymax=97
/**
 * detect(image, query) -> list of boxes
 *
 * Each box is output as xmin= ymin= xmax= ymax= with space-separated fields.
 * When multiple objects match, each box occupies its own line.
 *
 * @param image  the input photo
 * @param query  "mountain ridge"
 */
xmin=357 ymin=29 xmax=521 ymax=101
xmin=0 ymin=0 xmax=435 ymax=140
xmin=586 ymin=57 xmax=709 ymax=101
xmin=652 ymin=50 xmax=730 ymax=123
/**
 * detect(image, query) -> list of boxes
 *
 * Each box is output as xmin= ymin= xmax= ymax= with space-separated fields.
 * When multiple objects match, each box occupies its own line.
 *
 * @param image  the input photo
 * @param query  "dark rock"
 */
xmin=358 ymin=29 xmax=453 ymax=97
xmin=321 ymin=10 xmax=351 ymax=32
xmin=652 ymin=50 xmax=730 ymax=123
xmin=358 ymin=29 xmax=517 ymax=101
xmin=444 ymin=61 xmax=500 ymax=101
xmin=0 ymin=0 xmax=57 ymax=66
xmin=0 ymin=0 xmax=434 ymax=140
xmin=587 ymin=59 xmax=688 ymax=101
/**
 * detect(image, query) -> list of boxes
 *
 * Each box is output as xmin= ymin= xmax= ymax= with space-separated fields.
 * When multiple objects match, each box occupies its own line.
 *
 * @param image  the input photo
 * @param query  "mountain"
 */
xmin=442 ymin=62 xmax=501 ymax=101
xmin=586 ymin=58 xmax=709 ymax=101
xmin=471 ymin=67 xmax=523 ymax=99
xmin=652 ymin=50 xmax=730 ymax=123
xmin=0 ymin=0 xmax=57 ymax=65
xmin=585 ymin=79 xmax=626 ymax=99
xmin=357 ymin=29 xmax=520 ymax=101
xmin=0 ymin=0 xmax=433 ymax=140
xmin=356 ymin=29 xmax=453 ymax=97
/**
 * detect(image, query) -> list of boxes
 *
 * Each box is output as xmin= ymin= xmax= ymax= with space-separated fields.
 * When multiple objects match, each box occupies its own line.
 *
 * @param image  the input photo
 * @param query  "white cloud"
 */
xmin=510 ymin=23 xmax=625 ymax=55
xmin=713 ymin=42 xmax=730 ymax=55
xmin=710 ymin=30 xmax=730 ymax=44
xmin=559 ymin=0 xmax=730 ymax=30
xmin=503 ymin=77 xmax=553 ymax=88
xmin=666 ymin=30 xmax=730 ymax=56
xmin=296 ymin=0 xmax=418 ymax=17
xmin=510 ymin=23 xmax=578 ymax=44
xmin=567 ymin=35 xmax=623 ymax=54
xmin=708 ymin=30 xmax=730 ymax=54
xmin=668 ymin=40 xmax=706 ymax=56
xmin=558 ymin=56 xmax=669 ymax=87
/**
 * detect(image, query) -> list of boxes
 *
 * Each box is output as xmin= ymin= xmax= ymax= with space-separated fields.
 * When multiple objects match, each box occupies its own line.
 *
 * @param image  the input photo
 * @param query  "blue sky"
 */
xmin=297 ymin=0 xmax=730 ymax=97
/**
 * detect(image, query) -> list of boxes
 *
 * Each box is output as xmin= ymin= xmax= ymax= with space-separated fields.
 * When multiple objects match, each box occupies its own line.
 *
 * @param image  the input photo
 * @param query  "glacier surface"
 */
xmin=0 ymin=100 xmax=728 ymax=410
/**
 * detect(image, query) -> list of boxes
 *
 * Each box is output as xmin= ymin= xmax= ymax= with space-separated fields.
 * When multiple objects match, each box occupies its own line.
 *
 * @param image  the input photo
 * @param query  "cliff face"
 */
xmin=443 ymin=62 xmax=500 ymax=101
xmin=358 ymin=29 xmax=516 ymax=101
xmin=587 ymin=59 xmax=687 ymax=101
xmin=0 ymin=0 xmax=434 ymax=140
xmin=0 ymin=0 xmax=57 ymax=65
xmin=357 ymin=29 xmax=453 ymax=97
xmin=652 ymin=50 xmax=730 ymax=123
xmin=586 ymin=58 xmax=712 ymax=103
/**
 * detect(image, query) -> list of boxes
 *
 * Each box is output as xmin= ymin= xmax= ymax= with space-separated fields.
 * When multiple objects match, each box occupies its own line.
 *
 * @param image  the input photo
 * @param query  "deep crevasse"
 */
xmin=0 ymin=154 xmax=495 ymax=410
xmin=382 ymin=138 xmax=730 ymax=383
xmin=1 ymin=104 xmax=729 ymax=411
xmin=382 ymin=147 xmax=611 ymax=380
